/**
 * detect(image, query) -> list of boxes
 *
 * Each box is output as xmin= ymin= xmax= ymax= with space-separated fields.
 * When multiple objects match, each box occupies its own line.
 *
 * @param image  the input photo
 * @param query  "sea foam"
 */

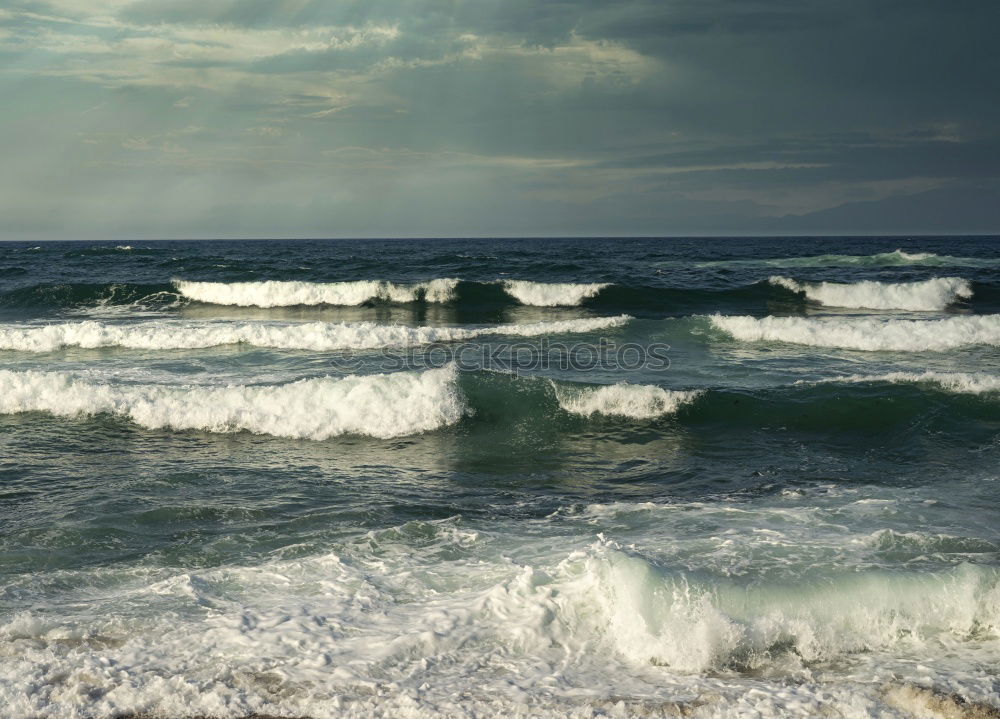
xmin=174 ymin=278 xmax=460 ymax=306
xmin=0 ymin=315 xmax=631 ymax=353
xmin=0 ymin=366 xmax=465 ymax=439
xmin=769 ymin=275 xmax=972 ymax=311
xmin=710 ymin=314 xmax=1000 ymax=351
xmin=497 ymin=541 xmax=1000 ymax=674
xmin=555 ymin=382 xmax=701 ymax=419
xmin=1 ymin=521 xmax=998 ymax=718
xmin=501 ymin=280 xmax=609 ymax=306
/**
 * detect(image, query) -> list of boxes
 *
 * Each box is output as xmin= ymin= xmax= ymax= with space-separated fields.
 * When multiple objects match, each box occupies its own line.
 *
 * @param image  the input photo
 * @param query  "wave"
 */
xmin=554 ymin=382 xmax=701 ymax=419
xmin=0 ymin=366 xmax=466 ymax=439
xmin=61 ymin=245 xmax=160 ymax=258
xmin=3 ymin=526 xmax=998 ymax=719
xmin=710 ymin=314 xmax=1000 ymax=351
xmin=0 ymin=282 xmax=176 ymax=310
xmin=0 ymin=368 xmax=708 ymax=438
xmin=489 ymin=541 xmax=1000 ymax=674
xmin=500 ymin=280 xmax=609 ymax=306
xmin=175 ymin=278 xmax=631 ymax=309
xmin=0 ymin=315 xmax=631 ymax=353
xmin=768 ymin=275 xmax=972 ymax=311
xmin=694 ymin=248 xmax=999 ymax=268
xmin=12 ymin=277 xmax=987 ymax=317
xmin=799 ymin=371 xmax=1000 ymax=395
xmin=4 ymin=364 xmax=992 ymax=441
xmin=174 ymin=278 xmax=460 ymax=307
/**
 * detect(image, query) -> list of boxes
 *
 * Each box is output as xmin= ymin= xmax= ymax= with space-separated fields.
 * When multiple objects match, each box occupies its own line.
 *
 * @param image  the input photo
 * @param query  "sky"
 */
xmin=2 ymin=0 xmax=999 ymax=239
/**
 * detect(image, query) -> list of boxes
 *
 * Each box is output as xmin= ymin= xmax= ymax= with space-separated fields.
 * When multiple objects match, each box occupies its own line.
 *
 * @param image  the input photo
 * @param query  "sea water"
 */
xmin=0 ymin=237 xmax=998 ymax=718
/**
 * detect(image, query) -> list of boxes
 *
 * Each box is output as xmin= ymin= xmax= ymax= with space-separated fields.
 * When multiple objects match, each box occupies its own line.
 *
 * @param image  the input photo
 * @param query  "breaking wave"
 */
xmin=5 ymin=532 xmax=999 ymax=719
xmin=0 ymin=315 xmax=631 ymax=353
xmin=710 ymin=314 xmax=1000 ymax=351
xmin=176 ymin=278 xmax=617 ymax=309
xmin=554 ymin=382 xmax=701 ymax=419
xmin=0 ymin=366 xmax=466 ymax=439
xmin=174 ymin=278 xmax=461 ymax=307
xmin=482 ymin=540 xmax=1000 ymax=675
xmin=501 ymin=280 xmax=609 ymax=306
xmin=768 ymin=276 xmax=972 ymax=311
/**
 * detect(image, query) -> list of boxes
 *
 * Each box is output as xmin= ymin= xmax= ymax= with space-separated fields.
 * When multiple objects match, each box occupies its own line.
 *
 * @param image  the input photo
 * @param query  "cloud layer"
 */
xmin=2 ymin=0 xmax=998 ymax=238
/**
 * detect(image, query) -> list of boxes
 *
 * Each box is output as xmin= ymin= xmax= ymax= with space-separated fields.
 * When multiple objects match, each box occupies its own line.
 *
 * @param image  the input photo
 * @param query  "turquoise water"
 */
xmin=0 ymin=237 xmax=998 ymax=718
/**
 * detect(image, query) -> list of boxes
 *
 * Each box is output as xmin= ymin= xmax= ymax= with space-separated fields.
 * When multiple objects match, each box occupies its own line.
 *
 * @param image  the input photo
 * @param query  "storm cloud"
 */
xmin=2 ymin=0 xmax=998 ymax=238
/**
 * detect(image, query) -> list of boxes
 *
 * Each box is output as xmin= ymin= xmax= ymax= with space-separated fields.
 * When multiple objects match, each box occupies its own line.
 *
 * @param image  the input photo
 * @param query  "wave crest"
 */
xmin=0 ymin=315 xmax=631 ymax=353
xmin=484 ymin=541 xmax=1000 ymax=674
xmin=0 ymin=366 xmax=466 ymax=439
xmin=174 ymin=278 xmax=459 ymax=307
xmin=769 ymin=276 xmax=972 ymax=311
xmin=555 ymin=382 xmax=701 ymax=419
xmin=501 ymin=280 xmax=609 ymax=306
xmin=710 ymin=314 xmax=1000 ymax=351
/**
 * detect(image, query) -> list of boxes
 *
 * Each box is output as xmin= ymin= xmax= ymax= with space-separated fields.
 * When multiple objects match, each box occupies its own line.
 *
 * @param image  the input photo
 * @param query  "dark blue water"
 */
xmin=1 ymin=237 xmax=998 ymax=718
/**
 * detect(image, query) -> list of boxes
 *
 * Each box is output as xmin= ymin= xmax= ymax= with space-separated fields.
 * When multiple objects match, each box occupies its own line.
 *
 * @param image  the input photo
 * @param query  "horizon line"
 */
xmin=2 ymin=232 xmax=998 ymax=243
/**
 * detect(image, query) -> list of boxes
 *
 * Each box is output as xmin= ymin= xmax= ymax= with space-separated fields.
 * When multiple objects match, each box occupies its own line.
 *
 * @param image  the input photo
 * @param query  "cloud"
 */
xmin=0 ymin=0 xmax=997 ymax=237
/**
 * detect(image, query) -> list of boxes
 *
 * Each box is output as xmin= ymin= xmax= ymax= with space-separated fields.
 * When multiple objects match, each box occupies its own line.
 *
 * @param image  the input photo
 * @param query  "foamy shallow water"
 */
xmin=1 ymin=237 xmax=998 ymax=718
xmin=4 ymin=485 xmax=999 ymax=718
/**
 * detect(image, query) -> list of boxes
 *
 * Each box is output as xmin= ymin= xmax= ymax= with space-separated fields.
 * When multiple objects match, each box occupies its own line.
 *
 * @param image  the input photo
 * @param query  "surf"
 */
xmin=768 ymin=275 xmax=972 ymax=311
xmin=174 ymin=278 xmax=461 ymax=307
xmin=709 ymin=314 xmax=1000 ymax=351
xmin=0 ymin=366 xmax=467 ymax=439
xmin=0 ymin=315 xmax=632 ymax=353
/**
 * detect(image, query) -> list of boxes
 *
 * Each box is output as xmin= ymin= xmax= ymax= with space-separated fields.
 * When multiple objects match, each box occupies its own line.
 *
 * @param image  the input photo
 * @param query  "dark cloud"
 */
xmin=0 ymin=0 xmax=996 ymax=236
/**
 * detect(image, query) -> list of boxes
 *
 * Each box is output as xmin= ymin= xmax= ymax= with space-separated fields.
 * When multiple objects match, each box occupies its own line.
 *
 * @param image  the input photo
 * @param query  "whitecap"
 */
xmin=555 ymin=382 xmax=701 ymax=419
xmin=501 ymin=280 xmax=609 ymax=306
xmin=174 ymin=278 xmax=460 ymax=307
xmin=0 ymin=315 xmax=631 ymax=353
xmin=710 ymin=314 xmax=1000 ymax=351
xmin=769 ymin=275 xmax=972 ymax=311
xmin=0 ymin=366 xmax=466 ymax=439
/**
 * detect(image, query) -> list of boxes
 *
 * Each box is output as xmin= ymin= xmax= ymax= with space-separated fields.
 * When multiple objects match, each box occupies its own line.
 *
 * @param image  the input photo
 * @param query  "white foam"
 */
xmin=579 ymin=546 xmax=1000 ymax=673
xmin=555 ymin=382 xmax=701 ymax=419
xmin=174 ymin=278 xmax=460 ymax=307
xmin=883 ymin=684 xmax=1000 ymax=719
xmin=2 ymin=527 xmax=999 ymax=718
xmin=0 ymin=366 xmax=465 ymax=439
xmin=800 ymin=371 xmax=1000 ymax=395
xmin=710 ymin=314 xmax=1000 ymax=351
xmin=0 ymin=315 xmax=631 ymax=353
xmin=769 ymin=276 xmax=972 ymax=311
xmin=501 ymin=280 xmax=609 ymax=306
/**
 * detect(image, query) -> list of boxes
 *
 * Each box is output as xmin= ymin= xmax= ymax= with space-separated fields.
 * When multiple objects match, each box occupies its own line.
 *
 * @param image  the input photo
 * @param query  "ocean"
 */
xmin=0 ymin=236 xmax=998 ymax=718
